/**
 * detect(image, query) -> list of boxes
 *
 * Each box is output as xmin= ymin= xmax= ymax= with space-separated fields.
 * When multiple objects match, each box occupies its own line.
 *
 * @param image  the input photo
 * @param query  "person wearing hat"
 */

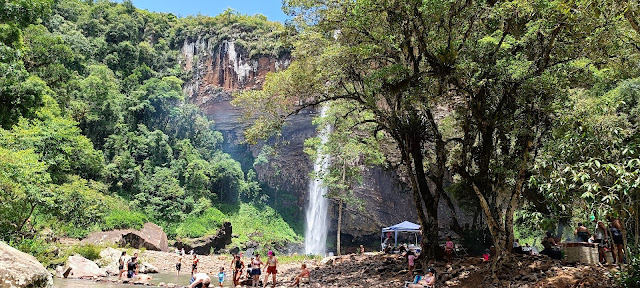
xmin=263 ymin=250 xmax=278 ymax=287
xmin=408 ymin=267 xmax=436 ymax=288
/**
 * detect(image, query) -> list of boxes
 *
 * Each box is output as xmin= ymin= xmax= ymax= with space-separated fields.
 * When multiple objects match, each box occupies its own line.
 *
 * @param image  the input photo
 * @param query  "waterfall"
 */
xmin=304 ymin=106 xmax=331 ymax=255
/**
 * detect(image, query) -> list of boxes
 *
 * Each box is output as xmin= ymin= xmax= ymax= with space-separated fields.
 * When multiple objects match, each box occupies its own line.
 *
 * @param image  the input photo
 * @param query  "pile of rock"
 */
xmin=174 ymin=222 xmax=232 ymax=255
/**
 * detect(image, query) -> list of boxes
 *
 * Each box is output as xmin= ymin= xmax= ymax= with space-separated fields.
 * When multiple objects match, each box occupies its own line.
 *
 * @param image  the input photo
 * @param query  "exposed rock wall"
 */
xmin=179 ymin=35 xmax=423 ymax=242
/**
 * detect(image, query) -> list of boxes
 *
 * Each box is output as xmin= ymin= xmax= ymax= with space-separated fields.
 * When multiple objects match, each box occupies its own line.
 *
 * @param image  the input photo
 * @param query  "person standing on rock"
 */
xmin=407 ymin=250 xmax=417 ymax=275
xmin=445 ymin=236 xmax=454 ymax=263
xmin=263 ymin=251 xmax=278 ymax=287
xmin=250 ymin=253 xmax=263 ymax=287
xmin=176 ymin=251 xmax=183 ymax=276
xmin=118 ymin=251 xmax=127 ymax=280
xmin=191 ymin=254 xmax=199 ymax=275
xmin=230 ymin=254 xmax=244 ymax=286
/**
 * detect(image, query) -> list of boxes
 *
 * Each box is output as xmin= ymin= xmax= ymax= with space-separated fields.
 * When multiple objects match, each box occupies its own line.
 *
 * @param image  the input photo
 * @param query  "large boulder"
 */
xmin=122 ymin=223 xmax=169 ymax=252
xmin=63 ymin=255 xmax=106 ymax=279
xmin=81 ymin=222 xmax=169 ymax=252
xmin=175 ymin=222 xmax=232 ymax=255
xmin=97 ymin=247 xmax=122 ymax=276
xmin=0 ymin=241 xmax=53 ymax=288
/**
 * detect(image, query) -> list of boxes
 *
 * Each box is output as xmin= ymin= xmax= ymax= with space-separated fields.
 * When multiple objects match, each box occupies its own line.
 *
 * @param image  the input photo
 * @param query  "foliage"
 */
xmin=222 ymin=203 xmax=302 ymax=249
xmin=175 ymin=207 xmax=227 ymax=238
xmin=103 ymin=208 xmax=147 ymax=231
xmin=618 ymin=254 xmax=640 ymax=287
xmin=68 ymin=243 xmax=102 ymax=261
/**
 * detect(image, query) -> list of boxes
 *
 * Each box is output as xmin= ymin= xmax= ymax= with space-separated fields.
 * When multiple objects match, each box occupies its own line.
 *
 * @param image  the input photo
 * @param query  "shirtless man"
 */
xmin=608 ymin=216 xmax=625 ymax=263
xmin=189 ymin=272 xmax=211 ymax=288
xmin=574 ymin=222 xmax=590 ymax=242
xmin=176 ymin=252 xmax=183 ymax=276
xmin=288 ymin=263 xmax=310 ymax=287
xmin=263 ymin=251 xmax=278 ymax=287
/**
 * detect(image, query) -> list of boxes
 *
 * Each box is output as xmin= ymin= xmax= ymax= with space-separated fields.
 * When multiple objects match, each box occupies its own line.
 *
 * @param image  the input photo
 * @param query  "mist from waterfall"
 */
xmin=304 ymin=105 xmax=331 ymax=255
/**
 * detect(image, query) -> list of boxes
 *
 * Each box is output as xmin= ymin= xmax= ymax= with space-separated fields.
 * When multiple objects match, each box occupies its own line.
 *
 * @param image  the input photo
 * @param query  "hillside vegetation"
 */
xmin=0 ymin=0 xmax=298 ymax=259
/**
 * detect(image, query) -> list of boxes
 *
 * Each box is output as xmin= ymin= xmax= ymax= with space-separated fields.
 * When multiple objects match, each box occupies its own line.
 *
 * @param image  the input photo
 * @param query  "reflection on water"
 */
xmin=54 ymin=272 xmax=235 ymax=287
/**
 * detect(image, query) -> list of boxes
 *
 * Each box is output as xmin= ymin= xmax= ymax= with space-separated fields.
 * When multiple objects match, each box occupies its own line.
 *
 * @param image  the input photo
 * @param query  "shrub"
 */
xmin=69 ymin=244 xmax=102 ymax=261
xmin=103 ymin=209 xmax=147 ymax=230
xmin=175 ymin=207 xmax=227 ymax=238
xmin=619 ymin=253 xmax=640 ymax=287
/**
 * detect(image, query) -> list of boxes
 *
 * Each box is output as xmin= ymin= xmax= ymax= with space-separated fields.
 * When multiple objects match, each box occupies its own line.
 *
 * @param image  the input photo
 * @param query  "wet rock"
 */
xmin=0 ymin=241 xmax=53 ymax=288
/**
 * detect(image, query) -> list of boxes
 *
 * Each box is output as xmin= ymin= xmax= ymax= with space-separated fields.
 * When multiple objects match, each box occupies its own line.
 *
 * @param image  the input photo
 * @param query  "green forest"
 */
xmin=0 ymin=0 xmax=300 ymax=262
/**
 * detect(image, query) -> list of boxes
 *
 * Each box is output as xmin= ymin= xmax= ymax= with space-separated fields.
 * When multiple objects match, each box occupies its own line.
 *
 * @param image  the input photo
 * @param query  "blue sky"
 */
xmin=121 ymin=0 xmax=290 ymax=23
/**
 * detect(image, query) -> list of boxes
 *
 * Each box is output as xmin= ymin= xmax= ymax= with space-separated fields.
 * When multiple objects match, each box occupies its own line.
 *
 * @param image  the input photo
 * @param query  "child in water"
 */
xmin=217 ymin=267 xmax=225 ymax=287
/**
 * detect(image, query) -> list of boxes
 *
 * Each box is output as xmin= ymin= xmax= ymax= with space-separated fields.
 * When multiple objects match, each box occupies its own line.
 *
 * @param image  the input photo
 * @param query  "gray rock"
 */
xmin=81 ymin=222 xmax=169 ymax=252
xmin=0 ymin=241 xmax=53 ymax=288
xmin=64 ymin=255 xmax=106 ymax=279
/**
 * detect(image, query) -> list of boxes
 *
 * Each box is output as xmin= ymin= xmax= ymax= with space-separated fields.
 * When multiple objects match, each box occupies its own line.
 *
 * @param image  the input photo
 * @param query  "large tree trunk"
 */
xmin=402 ymin=131 xmax=441 ymax=260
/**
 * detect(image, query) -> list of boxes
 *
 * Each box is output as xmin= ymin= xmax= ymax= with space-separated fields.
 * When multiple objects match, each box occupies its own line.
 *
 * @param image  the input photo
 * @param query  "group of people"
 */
xmin=573 ymin=216 xmax=626 ymax=264
xmin=178 ymin=249 xmax=310 ymax=288
xmin=117 ymin=251 xmax=138 ymax=280
xmin=174 ymin=248 xmax=200 ymax=276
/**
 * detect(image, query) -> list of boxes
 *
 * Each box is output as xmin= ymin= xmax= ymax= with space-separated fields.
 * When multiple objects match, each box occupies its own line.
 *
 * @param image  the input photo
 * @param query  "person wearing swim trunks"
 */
xmin=251 ymin=253 xmax=263 ymax=287
xmin=189 ymin=272 xmax=211 ymax=288
xmin=608 ymin=216 xmax=625 ymax=263
xmin=118 ymin=251 xmax=127 ymax=280
xmin=191 ymin=254 xmax=199 ymax=274
xmin=263 ymin=251 xmax=278 ymax=287
xmin=229 ymin=254 xmax=244 ymax=286
xmin=176 ymin=251 xmax=183 ymax=276
xmin=288 ymin=263 xmax=310 ymax=287
xmin=407 ymin=250 xmax=417 ymax=274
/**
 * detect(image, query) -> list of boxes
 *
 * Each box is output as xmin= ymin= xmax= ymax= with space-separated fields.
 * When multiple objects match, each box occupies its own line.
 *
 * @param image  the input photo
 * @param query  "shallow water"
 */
xmin=53 ymin=272 xmax=235 ymax=287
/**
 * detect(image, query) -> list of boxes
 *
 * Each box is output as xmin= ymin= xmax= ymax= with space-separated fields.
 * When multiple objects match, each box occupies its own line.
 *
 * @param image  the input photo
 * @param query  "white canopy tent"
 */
xmin=381 ymin=221 xmax=421 ymax=251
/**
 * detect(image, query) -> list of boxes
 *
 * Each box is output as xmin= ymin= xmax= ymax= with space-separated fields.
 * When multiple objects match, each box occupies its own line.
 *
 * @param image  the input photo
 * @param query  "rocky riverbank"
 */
xmin=48 ymin=247 xmax=619 ymax=287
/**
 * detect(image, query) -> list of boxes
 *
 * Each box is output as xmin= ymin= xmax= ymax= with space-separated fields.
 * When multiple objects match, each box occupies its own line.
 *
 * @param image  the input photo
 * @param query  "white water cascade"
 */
xmin=304 ymin=106 xmax=331 ymax=255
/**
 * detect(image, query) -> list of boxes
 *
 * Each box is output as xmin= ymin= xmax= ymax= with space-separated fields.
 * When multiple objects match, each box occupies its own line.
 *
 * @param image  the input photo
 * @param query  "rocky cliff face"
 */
xmin=179 ymin=36 xmax=420 ymax=244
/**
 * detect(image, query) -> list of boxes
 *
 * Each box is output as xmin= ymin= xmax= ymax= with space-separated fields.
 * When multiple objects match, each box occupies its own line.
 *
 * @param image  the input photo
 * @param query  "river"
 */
xmin=54 ymin=272 xmax=235 ymax=288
